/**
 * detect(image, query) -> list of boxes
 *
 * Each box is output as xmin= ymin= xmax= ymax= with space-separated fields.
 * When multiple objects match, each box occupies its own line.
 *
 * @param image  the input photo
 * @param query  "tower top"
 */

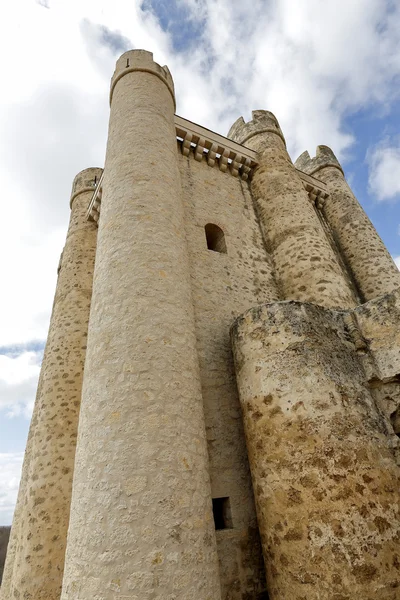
xmin=110 ymin=49 xmax=175 ymax=109
xmin=228 ymin=110 xmax=286 ymax=147
xmin=295 ymin=145 xmax=344 ymax=177
xmin=70 ymin=167 xmax=103 ymax=208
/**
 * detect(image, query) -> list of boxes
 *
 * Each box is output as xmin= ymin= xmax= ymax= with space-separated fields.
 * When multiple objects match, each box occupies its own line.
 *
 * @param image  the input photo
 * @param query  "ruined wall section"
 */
xmin=352 ymin=288 xmax=400 ymax=462
xmin=231 ymin=301 xmax=400 ymax=600
xmin=178 ymin=151 xmax=278 ymax=600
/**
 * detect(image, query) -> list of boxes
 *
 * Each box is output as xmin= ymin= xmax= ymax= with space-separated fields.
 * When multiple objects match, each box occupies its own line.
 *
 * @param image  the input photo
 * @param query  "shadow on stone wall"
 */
xmin=0 ymin=526 xmax=11 ymax=585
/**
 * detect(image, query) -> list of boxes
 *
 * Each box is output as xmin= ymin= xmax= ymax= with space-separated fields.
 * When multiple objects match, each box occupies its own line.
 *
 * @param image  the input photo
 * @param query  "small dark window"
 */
xmin=212 ymin=497 xmax=233 ymax=530
xmin=205 ymin=223 xmax=227 ymax=254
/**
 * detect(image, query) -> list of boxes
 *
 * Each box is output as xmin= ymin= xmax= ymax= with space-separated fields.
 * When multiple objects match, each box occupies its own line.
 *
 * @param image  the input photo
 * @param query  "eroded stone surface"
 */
xmin=231 ymin=301 xmax=400 ymax=600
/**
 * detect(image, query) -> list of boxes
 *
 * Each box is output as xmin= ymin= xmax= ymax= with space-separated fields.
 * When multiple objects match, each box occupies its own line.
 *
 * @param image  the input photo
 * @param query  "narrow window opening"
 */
xmin=205 ymin=223 xmax=227 ymax=254
xmin=126 ymin=58 xmax=130 ymax=68
xmin=212 ymin=497 xmax=233 ymax=530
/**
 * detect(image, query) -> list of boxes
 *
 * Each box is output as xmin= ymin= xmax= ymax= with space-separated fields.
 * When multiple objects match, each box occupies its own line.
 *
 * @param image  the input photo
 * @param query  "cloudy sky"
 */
xmin=0 ymin=0 xmax=399 ymax=524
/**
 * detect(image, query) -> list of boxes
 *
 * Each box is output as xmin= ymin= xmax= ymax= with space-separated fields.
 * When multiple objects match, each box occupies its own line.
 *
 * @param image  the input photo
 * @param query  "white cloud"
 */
xmin=367 ymin=141 xmax=400 ymax=201
xmin=394 ymin=256 xmax=400 ymax=270
xmin=173 ymin=0 xmax=400 ymax=159
xmin=0 ymin=350 xmax=42 ymax=418
xmin=0 ymin=453 xmax=24 ymax=524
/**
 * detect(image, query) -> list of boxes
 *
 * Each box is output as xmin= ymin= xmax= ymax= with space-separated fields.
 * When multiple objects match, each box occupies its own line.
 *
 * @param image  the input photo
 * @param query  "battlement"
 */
xmin=85 ymin=114 xmax=328 ymax=222
xmin=295 ymin=145 xmax=344 ymax=176
xmin=175 ymin=115 xmax=256 ymax=179
xmin=228 ymin=110 xmax=286 ymax=146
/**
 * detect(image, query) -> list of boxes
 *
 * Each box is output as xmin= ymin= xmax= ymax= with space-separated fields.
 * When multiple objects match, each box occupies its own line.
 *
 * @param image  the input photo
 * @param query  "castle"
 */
xmin=1 ymin=49 xmax=400 ymax=600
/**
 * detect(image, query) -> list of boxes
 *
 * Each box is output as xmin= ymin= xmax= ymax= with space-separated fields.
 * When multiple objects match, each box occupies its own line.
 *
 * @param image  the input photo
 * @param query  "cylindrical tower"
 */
xmin=295 ymin=145 xmax=400 ymax=301
xmin=231 ymin=301 xmax=400 ymax=600
xmin=228 ymin=111 xmax=356 ymax=308
xmin=2 ymin=168 xmax=101 ymax=600
xmin=0 ymin=402 xmax=38 ymax=598
xmin=60 ymin=50 xmax=221 ymax=600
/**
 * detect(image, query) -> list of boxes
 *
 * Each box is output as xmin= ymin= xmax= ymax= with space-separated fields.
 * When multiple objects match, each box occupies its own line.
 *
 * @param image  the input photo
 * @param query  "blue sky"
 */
xmin=0 ymin=0 xmax=399 ymax=523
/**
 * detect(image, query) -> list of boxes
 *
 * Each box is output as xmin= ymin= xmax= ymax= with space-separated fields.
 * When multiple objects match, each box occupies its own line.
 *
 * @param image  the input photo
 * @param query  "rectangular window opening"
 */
xmin=212 ymin=497 xmax=233 ymax=530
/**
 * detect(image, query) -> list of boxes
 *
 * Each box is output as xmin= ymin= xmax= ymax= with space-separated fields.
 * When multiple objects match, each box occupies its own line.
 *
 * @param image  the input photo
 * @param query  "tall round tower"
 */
xmin=295 ymin=145 xmax=400 ymax=301
xmin=1 ymin=168 xmax=101 ymax=600
xmin=229 ymin=111 xmax=356 ymax=308
xmin=60 ymin=50 xmax=221 ymax=600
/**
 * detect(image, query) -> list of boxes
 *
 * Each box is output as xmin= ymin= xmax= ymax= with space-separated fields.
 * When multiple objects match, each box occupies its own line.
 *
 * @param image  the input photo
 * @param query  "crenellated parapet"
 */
xmin=70 ymin=167 xmax=101 ymax=208
xmin=228 ymin=110 xmax=286 ymax=148
xmin=295 ymin=145 xmax=344 ymax=176
xmin=86 ymin=115 xmax=330 ymax=222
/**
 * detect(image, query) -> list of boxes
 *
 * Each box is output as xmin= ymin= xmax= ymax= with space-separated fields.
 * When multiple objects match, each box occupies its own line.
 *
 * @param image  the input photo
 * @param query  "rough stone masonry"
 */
xmin=1 ymin=49 xmax=400 ymax=600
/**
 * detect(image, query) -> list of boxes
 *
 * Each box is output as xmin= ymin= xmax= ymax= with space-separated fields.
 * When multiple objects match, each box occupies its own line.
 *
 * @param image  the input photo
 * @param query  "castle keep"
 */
xmin=2 ymin=49 xmax=400 ymax=600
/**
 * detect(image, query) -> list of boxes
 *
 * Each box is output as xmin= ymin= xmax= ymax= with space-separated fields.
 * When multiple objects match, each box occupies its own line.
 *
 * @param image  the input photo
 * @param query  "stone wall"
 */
xmin=178 ymin=150 xmax=277 ymax=599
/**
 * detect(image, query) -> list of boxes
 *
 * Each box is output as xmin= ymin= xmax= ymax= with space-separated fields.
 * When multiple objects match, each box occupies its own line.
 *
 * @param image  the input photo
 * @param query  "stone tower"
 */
xmin=2 ymin=49 xmax=400 ymax=600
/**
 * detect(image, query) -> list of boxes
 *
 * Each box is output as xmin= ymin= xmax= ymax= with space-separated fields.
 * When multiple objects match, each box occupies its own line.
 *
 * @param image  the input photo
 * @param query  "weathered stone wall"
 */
xmin=0 ymin=527 xmax=10 ymax=585
xmin=229 ymin=111 xmax=357 ymax=309
xmin=352 ymin=288 xmax=400 ymax=463
xmin=1 ymin=168 xmax=101 ymax=600
xmin=231 ymin=301 xmax=400 ymax=600
xmin=295 ymin=145 xmax=400 ymax=301
xmin=60 ymin=50 xmax=221 ymax=600
xmin=178 ymin=151 xmax=278 ymax=599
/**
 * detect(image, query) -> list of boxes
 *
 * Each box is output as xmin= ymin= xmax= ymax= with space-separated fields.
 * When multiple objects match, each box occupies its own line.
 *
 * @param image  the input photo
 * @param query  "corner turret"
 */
xmin=295 ymin=145 xmax=400 ymax=300
xmin=227 ymin=110 xmax=356 ymax=308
